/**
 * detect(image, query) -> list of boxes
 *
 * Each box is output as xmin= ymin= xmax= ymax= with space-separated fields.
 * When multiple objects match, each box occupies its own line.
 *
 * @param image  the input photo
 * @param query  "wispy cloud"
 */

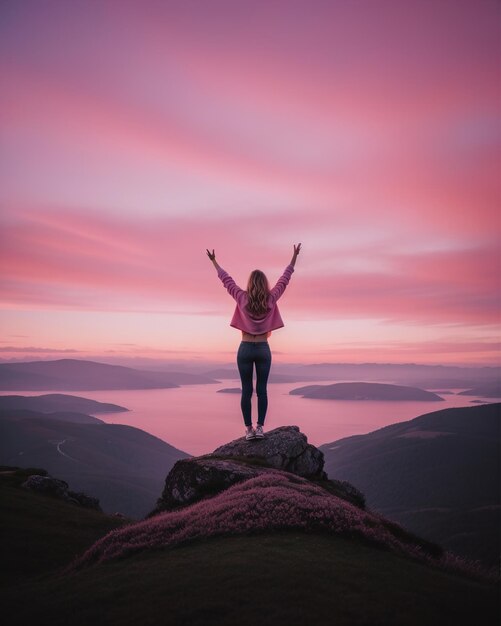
xmin=1 ymin=207 xmax=498 ymax=327
xmin=0 ymin=0 xmax=499 ymax=364
xmin=0 ymin=346 xmax=80 ymax=353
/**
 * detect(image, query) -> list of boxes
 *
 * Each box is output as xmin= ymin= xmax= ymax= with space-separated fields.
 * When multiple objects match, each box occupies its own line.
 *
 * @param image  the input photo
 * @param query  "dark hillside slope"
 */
xmin=0 ymin=408 xmax=105 ymax=424
xmin=0 ymin=467 xmax=129 ymax=585
xmin=320 ymin=403 xmax=500 ymax=568
xmin=0 ymin=412 xmax=190 ymax=517
xmin=1 ymin=532 xmax=498 ymax=626
xmin=68 ymin=425 xmax=494 ymax=582
xmin=1 ymin=426 xmax=498 ymax=626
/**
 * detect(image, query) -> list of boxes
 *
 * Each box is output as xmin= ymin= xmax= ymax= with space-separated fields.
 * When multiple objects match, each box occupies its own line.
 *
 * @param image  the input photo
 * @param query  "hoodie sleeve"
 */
xmin=217 ymin=267 xmax=245 ymax=302
xmin=270 ymin=264 xmax=294 ymax=302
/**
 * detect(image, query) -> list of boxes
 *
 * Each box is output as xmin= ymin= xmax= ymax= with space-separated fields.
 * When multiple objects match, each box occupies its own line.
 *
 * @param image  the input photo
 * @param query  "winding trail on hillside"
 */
xmin=53 ymin=439 xmax=80 ymax=463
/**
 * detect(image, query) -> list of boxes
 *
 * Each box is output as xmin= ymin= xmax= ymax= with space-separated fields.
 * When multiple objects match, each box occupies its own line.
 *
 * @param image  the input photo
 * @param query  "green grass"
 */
xmin=2 ymin=532 xmax=498 ymax=626
xmin=0 ymin=469 xmax=130 ymax=585
xmin=1 ymin=466 xmax=498 ymax=626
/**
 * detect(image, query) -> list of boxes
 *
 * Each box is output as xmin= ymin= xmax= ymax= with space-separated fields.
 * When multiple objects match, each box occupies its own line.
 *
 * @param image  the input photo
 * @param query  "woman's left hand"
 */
xmin=206 ymin=249 xmax=216 ymax=261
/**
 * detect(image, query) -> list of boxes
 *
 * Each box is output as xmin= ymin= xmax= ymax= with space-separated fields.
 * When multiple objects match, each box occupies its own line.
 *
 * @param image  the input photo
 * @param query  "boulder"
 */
xmin=150 ymin=425 xmax=366 ymax=517
xmin=21 ymin=474 xmax=102 ymax=511
xmin=212 ymin=425 xmax=326 ymax=478
xmin=151 ymin=458 xmax=277 ymax=514
xmin=21 ymin=475 xmax=69 ymax=498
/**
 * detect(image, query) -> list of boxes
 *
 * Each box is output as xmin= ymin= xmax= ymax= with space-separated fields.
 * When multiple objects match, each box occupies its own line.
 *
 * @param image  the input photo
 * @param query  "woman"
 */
xmin=207 ymin=244 xmax=301 ymax=440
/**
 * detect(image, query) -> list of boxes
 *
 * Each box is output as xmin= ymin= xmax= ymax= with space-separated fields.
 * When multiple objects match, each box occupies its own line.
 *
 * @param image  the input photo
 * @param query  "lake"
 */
xmin=1 ymin=381 xmax=495 ymax=456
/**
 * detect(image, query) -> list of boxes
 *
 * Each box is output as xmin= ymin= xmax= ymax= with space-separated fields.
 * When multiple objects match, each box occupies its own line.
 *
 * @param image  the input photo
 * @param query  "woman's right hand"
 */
xmin=290 ymin=243 xmax=301 ymax=267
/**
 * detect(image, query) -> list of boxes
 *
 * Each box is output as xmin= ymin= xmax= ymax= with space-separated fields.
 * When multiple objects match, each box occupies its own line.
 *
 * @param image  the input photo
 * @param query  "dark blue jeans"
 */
xmin=236 ymin=341 xmax=272 ymax=427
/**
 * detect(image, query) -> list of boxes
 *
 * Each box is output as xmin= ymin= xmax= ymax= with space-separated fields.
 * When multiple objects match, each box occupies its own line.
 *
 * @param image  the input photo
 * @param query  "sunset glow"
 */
xmin=1 ymin=0 xmax=500 ymax=365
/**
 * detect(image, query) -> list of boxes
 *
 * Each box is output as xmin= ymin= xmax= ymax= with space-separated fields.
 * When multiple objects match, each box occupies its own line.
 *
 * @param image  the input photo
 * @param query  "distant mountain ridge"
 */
xmin=279 ymin=363 xmax=498 ymax=390
xmin=0 ymin=358 xmax=219 ymax=390
xmin=1 ymin=358 xmax=497 ymax=391
xmin=204 ymin=368 xmax=325 ymax=383
xmin=458 ymin=382 xmax=501 ymax=398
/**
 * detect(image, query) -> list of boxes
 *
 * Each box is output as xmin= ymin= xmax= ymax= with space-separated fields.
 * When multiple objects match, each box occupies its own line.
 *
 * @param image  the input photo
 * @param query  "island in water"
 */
xmin=290 ymin=382 xmax=444 ymax=401
xmin=0 ymin=393 xmax=129 ymax=414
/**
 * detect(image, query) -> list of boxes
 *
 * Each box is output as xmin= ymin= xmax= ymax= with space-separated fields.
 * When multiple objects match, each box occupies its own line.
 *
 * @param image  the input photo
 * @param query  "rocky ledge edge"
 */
xmin=150 ymin=425 xmax=365 ymax=516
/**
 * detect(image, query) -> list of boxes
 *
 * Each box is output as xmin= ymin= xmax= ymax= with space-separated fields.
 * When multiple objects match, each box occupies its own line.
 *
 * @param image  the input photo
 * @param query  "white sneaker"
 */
xmin=245 ymin=426 xmax=256 ymax=440
xmin=255 ymin=424 xmax=265 ymax=438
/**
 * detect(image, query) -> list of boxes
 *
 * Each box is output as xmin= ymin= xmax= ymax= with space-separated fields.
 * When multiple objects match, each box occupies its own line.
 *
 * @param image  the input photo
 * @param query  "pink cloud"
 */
xmin=0 ymin=1 xmax=499 ymax=364
xmin=1 ymin=206 xmax=498 ymax=327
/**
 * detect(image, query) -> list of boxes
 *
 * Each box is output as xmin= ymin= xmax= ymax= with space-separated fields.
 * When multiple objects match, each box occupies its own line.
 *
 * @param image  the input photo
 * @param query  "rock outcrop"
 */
xmin=65 ymin=425 xmax=494 ymax=585
xmin=150 ymin=425 xmax=365 ymax=516
xmin=213 ymin=425 xmax=326 ymax=477
xmin=21 ymin=474 xmax=102 ymax=511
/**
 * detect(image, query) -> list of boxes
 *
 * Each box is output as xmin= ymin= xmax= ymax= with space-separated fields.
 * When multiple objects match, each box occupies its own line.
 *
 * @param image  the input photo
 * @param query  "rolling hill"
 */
xmin=0 ymin=393 xmax=128 ymax=414
xmin=0 ymin=444 xmax=498 ymax=626
xmin=320 ymin=403 xmax=500 ymax=569
xmin=0 ymin=410 xmax=190 ymax=517
xmin=0 ymin=466 xmax=130 ymax=586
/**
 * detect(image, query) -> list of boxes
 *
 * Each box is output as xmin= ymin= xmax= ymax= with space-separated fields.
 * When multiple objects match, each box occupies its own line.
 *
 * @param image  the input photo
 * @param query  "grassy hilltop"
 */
xmin=1 ymin=465 xmax=498 ymax=626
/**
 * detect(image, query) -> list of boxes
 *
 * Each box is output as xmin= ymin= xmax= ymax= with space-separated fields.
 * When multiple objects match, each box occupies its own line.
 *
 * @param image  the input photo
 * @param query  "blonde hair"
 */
xmin=246 ymin=269 xmax=270 ymax=317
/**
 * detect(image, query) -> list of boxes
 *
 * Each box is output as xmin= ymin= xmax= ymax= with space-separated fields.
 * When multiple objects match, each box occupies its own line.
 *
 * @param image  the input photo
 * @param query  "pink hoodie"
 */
xmin=217 ymin=264 xmax=295 ymax=334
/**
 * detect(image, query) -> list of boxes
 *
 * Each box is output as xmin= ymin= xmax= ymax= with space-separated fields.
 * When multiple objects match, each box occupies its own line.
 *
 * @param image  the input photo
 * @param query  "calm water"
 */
xmin=2 ymin=382 xmax=496 ymax=456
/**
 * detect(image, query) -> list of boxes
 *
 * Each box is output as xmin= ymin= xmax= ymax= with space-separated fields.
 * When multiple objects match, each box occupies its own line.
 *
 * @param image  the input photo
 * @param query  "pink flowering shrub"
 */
xmin=66 ymin=471 xmax=495 ymax=581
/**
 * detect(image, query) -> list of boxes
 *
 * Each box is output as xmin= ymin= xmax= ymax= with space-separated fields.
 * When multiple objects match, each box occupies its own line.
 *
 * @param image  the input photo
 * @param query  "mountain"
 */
xmin=0 ymin=410 xmax=190 ymax=517
xmin=0 ymin=393 xmax=128 ymax=413
xmin=0 ymin=358 xmax=219 ymax=390
xmin=290 ymin=382 xmax=444 ymax=401
xmin=320 ymin=403 xmax=500 ymax=569
xmin=457 ymin=382 xmax=501 ymax=398
xmin=3 ymin=359 xmax=494 ymax=391
xmin=200 ymin=368 xmax=241 ymax=379
xmin=203 ymin=368 xmax=326 ymax=383
xmin=0 ymin=428 xmax=498 ymax=626
xmin=0 ymin=408 xmax=105 ymax=424
xmin=75 ymin=425 xmax=492 ymax=580
xmin=293 ymin=363 xmax=497 ymax=387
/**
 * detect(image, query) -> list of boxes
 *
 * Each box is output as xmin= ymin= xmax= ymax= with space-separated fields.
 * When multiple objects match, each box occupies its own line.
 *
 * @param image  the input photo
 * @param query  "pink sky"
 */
xmin=0 ymin=0 xmax=500 ymax=366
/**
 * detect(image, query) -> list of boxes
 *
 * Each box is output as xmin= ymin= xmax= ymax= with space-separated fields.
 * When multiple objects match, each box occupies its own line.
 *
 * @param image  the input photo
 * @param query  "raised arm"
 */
xmin=206 ymin=248 xmax=245 ymax=302
xmin=270 ymin=243 xmax=301 ymax=302
xmin=206 ymin=248 xmax=220 ymax=271
xmin=270 ymin=265 xmax=294 ymax=302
